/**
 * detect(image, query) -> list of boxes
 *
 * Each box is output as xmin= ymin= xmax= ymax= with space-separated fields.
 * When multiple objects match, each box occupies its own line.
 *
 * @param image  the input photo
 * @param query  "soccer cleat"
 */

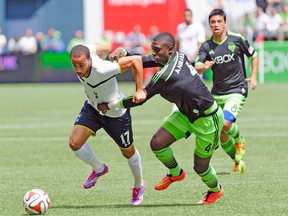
xmin=130 ymin=181 xmax=146 ymax=206
xmin=234 ymin=140 xmax=246 ymax=162
xmin=196 ymin=185 xmax=224 ymax=204
xmin=232 ymin=160 xmax=246 ymax=173
xmin=83 ymin=164 xmax=108 ymax=189
xmin=154 ymin=169 xmax=186 ymax=191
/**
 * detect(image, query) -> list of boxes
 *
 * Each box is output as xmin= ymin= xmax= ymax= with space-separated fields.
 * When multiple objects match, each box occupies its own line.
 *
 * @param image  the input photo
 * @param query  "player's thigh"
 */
xmin=150 ymin=127 xmax=176 ymax=151
xmin=102 ymin=109 xmax=134 ymax=148
xmin=69 ymin=125 xmax=93 ymax=150
xmin=73 ymin=101 xmax=102 ymax=135
xmin=162 ymin=110 xmax=192 ymax=141
xmin=214 ymin=94 xmax=246 ymax=121
xmin=192 ymin=109 xmax=224 ymax=158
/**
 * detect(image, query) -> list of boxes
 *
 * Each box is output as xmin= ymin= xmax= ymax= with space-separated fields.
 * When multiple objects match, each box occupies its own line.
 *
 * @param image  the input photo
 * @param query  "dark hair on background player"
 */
xmin=184 ymin=8 xmax=192 ymax=14
xmin=208 ymin=8 xmax=226 ymax=22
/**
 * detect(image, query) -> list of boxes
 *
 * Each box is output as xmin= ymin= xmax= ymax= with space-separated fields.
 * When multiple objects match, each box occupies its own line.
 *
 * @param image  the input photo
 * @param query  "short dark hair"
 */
xmin=184 ymin=8 xmax=192 ymax=14
xmin=70 ymin=44 xmax=90 ymax=59
xmin=153 ymin=32 xmax=175 ymax=47
xmin=208 ymin=8 xmax=226 ymax=22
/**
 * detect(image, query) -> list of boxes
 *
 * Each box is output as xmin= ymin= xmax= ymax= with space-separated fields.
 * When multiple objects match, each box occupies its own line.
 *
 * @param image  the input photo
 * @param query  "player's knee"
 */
xmin=69 ymin=135 xmax=81 ymax=151
xmin=222 ymin=120 xmax=232 ymax=132
xmin=121 ymin=146 xmax=135 ymax=159
xmin=193 ymin=164 xmax=207 ymax=174
xmin=150 ymin=134 xmax=162 ymax=151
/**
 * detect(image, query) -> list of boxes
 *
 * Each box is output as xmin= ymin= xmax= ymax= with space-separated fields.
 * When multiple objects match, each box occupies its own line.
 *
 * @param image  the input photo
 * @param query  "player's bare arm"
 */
xmin=245 ymin=55 xmax=259 ymax=90
xmin=96 ymin=44 xmax=111 ymax=60
xmin=118 ymin=56 xmax=146 ymax=103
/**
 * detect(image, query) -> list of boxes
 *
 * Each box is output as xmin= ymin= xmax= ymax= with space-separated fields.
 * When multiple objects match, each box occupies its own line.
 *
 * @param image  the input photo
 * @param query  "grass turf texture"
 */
xmin=0 ymin=82 xmax=287 ymax=216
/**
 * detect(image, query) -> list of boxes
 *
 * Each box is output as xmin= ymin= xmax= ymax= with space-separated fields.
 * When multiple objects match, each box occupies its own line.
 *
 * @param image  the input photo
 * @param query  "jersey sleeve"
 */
xmin=121 ymin=68 xmax=164 ymax=109
xmin=195 ymin=42 xmax=210 ymax=65
xmin=239 ymin=37 xmax=257 ymax=59
xmin=142 ymin=55 xmax=163 ymax=68
xmin=93 ymin=57 xmax=120 ymax=78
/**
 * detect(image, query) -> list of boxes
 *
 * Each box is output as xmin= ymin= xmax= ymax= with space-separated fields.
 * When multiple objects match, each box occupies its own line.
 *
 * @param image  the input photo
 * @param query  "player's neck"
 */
xmin=212 ymin=32 xmax=227 ymax=43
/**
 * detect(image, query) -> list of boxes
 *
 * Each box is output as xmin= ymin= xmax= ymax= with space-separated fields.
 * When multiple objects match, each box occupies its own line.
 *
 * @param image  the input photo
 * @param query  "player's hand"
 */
xmin=132 ymin=89 xmax=147 ymax=103
xmin=204 ymin=60 xmax=214 ymax=70
xmin=245 ymin=77 xmax=257 ymax=90
xmin=97 ymin=103 xmax=109 ymax=114
xmin=109 ymin=47 xmax=127 ymax=62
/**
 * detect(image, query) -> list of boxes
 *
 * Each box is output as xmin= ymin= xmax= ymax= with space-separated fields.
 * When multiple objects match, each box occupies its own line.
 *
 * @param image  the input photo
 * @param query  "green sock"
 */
xmin=198 ymin=165 xmax=220 ymax=192
xmin=226 ymin=123 xmax=243 ymax=143
xmin=153 ymin=147 xmax=181 ymax=176
xmin=221 ymin=137 xmax=236 ymax=160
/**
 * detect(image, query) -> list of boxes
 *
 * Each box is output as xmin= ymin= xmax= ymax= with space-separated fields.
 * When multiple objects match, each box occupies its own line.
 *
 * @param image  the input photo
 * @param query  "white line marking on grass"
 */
xmin=0 ymin=136 xmax=112 ymax=142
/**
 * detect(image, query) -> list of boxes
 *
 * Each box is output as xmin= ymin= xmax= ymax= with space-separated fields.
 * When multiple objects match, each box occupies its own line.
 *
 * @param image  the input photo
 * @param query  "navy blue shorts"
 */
xmin=74 ymin=101 xmax=134 ymax=148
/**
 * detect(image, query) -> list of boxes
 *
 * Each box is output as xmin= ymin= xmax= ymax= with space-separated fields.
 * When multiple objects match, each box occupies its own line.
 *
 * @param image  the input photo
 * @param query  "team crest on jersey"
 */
xmin=193 ymin=109 xmax=199 ymax=115
xmin=209 ymin=50 xmax=215 ymax=55
xmin=228 ymin=42 xmax=236 ymax=52
xmin=94 ymin=92 xmax=98 ymax=98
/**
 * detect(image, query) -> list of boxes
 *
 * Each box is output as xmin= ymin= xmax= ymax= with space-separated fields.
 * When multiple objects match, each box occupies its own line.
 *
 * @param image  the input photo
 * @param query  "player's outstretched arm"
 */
xmin=118 ymin=56 xmax=146 ymax=103
xmin=97 ymin=94 xmax=147 ymax=114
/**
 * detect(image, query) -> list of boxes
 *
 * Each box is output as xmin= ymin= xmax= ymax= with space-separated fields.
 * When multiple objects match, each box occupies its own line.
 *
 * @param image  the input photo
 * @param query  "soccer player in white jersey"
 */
xmin=175 ymin=8 xmax=206 ymax=66
xmin=69 ymin=44 xmax=146 ymax=205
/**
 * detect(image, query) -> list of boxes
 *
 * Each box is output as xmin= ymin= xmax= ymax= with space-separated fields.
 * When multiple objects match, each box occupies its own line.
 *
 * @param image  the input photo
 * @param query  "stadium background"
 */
xmin=0 ymin=0 xmax=287 ymax=83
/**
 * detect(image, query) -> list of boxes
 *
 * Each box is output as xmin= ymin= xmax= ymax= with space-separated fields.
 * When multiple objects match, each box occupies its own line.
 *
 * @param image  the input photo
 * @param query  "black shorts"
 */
xmin=74 ymin=101 xmax=133 ymax=148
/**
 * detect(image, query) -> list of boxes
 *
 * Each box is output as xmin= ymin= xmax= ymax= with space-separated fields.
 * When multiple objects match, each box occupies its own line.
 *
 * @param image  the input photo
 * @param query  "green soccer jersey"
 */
xmin=195 ymin=31 xmax=257 ymax=97
xmin=121 ymin=51 xmax=216 ymax=123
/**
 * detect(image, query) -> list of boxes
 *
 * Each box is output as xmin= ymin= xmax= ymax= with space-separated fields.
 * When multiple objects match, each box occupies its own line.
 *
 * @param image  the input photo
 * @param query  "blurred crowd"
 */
xmin=0 ymin=0 xmax=288 ymax=57
xmin=241 ymin=0 xmax=288 ymax=41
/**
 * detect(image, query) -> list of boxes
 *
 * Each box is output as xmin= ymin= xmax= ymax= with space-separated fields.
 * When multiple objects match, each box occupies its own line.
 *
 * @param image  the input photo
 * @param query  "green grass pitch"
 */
xmin=0 ymin=82 xmax=287 ymax=215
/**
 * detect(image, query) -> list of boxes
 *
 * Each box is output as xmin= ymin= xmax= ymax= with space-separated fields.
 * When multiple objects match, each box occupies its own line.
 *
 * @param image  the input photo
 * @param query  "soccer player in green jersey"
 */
xmin=195 ymin=9 xmax=259 ymax=173
xmin=98 ymin=32 xmax=225 ymax=204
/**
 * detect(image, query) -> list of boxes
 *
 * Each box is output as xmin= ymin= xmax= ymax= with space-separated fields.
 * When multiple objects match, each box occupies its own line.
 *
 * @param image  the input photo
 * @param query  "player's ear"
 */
xmin=168 ymin=46 xmax=173 ymax=55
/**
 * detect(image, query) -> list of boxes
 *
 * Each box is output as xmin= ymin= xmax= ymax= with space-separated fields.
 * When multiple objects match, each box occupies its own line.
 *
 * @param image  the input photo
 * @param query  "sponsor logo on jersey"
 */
xmin=193 ymin=109 xmax=199 ymax=115
xmin=212 ymin=53 xmax=235 ymax=64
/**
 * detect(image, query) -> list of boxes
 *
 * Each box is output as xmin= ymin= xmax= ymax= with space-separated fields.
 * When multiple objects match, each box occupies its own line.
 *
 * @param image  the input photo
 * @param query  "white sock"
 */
xmin=128 ymin=149 xmax=143 ymax=188
xmin=74 ymin=143 xmax=104 ymax=173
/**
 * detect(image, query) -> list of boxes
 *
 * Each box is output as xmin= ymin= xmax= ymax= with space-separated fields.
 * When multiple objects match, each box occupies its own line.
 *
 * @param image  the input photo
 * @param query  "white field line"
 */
xmin=0 ymin=131 xmax=287 ymax=142
xmin=0 ymin=116 xmax=287 ymax=130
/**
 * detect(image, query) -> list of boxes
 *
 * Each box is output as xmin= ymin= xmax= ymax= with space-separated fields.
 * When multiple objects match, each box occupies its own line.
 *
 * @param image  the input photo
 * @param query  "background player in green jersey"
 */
xmin=195 ymin=9 xmax=259 ymax=173
xmin=98 ymin=32 xmax=225 ymax=204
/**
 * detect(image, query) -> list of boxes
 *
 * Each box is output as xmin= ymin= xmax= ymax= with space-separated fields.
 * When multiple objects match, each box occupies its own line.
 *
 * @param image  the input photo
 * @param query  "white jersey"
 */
xmin=175 ymin=22 xmax=205 ymax=58
xmin=78 ymin=45 xmax=126 ymax=118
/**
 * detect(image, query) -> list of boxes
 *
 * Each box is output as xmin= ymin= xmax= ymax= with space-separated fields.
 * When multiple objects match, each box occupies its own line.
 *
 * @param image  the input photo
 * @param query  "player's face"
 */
xmin=184 ymin=11 xmax=192 ymax=25
xmin=209 ymin=15 xmax=226 ymax=36
xmin=151 ymin=41 xmax=172 ymax=65
xmin=71 ymin=54 xmax=91 ymax=77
